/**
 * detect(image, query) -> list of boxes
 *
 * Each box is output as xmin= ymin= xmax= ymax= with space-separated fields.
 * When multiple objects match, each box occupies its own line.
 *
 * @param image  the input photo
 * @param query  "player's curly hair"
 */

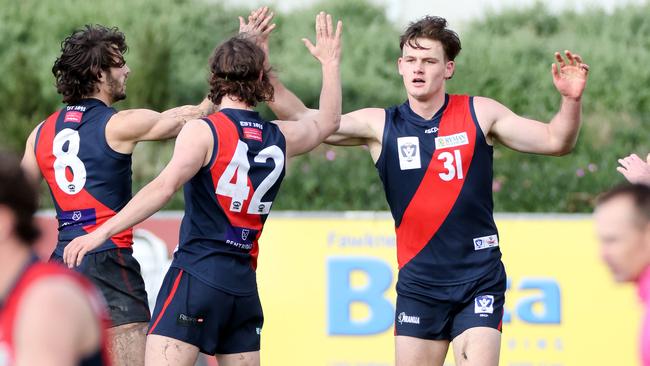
xmin=400 ymin=16 xmax=462 ymax=62
xmin=52 ymin=24 xmax=128 ymax=104
xmin=0 ymin=151 xmax=40 ymax=245
xmin=208 ymin=36 xmax=273 ymax=107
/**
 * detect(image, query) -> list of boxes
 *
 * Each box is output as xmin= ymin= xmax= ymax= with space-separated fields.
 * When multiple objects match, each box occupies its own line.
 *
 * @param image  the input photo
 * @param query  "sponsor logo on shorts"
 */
xmin=475 ymin=295 xmax=495 ymax=316
xmin=397 ymin=312 xmax=420 ymax=325
xmin=177 ymin=313 xmax=204 ymax=327
xmin=256 ymin=327 xmax=262 ymax=335
xmin=435 ymin=132 xmax=469 ymax=149
xmin=473 ymin=234 xmax=499 ymax=251
xmin=397 ymin=136 xmax=421 ymax=170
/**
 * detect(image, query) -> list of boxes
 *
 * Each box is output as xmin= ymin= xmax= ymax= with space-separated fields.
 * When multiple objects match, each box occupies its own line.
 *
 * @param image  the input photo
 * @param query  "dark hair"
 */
xmin=597 ymin=183 xmax=650 ymax=227
xmin=399 ymin=16 xmax=461 ymax=61
xmin=208 ymin=36 xmax=273 ymax=107
xmin=0 ymin=151 xmax=40 ymax=245
xmin=52 ymin=24 xmax=128 ymax=104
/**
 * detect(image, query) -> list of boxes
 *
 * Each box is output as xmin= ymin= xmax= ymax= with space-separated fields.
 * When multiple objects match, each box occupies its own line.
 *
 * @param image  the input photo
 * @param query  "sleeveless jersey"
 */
xmin=0 ymin=258 xmax=111 ymax=366
xmin=172 ymin=109 xmax=287 ymax=295
xmin=34 ymin=98 xmax=133 ymax=255
xmin=376 ymin=95 xmax=501 ymax=292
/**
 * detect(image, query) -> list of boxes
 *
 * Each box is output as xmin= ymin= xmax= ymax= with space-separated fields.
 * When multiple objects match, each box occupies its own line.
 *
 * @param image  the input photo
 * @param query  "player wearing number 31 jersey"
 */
xmin=64 ymin=11 xmax=342 ymax=366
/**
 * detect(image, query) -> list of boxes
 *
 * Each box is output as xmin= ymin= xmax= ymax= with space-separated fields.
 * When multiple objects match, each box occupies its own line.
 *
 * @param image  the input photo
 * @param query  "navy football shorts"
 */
xmin=394 ymin=261 xmax=506 ymax=340
xmin=50 ymin=248 xmax=151 ymax=327
xmin=148 ymin=266 xmax=263 ymax=355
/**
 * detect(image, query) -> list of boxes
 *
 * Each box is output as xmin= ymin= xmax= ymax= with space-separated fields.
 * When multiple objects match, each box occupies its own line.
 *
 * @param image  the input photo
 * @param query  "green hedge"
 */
xmin=0 ymin=0 xmax=647 ymax=212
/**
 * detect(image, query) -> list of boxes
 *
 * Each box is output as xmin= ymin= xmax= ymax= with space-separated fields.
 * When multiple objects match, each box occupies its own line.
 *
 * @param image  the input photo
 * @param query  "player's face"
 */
xmin=106 ymin=62 xmax=129 ymax=103
xmin=594 ymin=196 xmax=650 ymax=282
xmin=397 ymin=38 xmax=454 ymax=102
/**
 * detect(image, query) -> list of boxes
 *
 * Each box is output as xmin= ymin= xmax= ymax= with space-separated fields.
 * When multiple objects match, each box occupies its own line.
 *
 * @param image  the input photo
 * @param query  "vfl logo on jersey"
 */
xmin=397 ymin=136 xmax=421 ymax=170
xmin=473 ymin=234 xmax=499 ymax=251
xmin=63 ymin=111 xmax=83 ymax=123
xmin=475 ymin=295 xmax=495 ymax=316
xmin=397 ymin=312 xmax=420 ymax=325
xmin=435 ymin=132 xmax=469 ymax=150
xmin=424 ymin=126 xmax=438 ymax=134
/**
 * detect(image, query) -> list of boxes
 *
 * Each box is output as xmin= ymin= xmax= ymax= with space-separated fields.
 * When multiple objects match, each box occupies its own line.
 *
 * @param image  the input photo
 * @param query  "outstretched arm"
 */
xmin=618 ymin=153 xmax=650 ymax=185
xmin=63 ymin=120 xmax=213 ymax=267
xmin=273 ymin=12 xmax=342 ymax=158
xmin=106 ymin=97 xmax=215 ymax=153
xmin=480 ymin=50 xmax=590 ymax=156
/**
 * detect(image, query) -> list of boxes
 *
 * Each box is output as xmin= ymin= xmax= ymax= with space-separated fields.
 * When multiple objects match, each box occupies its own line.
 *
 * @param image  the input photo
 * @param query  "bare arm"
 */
xmin=20 ymin=124 xmax=43 ymax=184
xmin=63 ymin=120 xmax=213 ymax=266
xmin=274 ymin=12 xmax=342 ymax=158
xmin=480 ymin=50 xmax=589 ymax=156
xmin=14 ymin=279 xmax=100 ymax=366
xmin=106 ymin=97 xmax=215 ymax=153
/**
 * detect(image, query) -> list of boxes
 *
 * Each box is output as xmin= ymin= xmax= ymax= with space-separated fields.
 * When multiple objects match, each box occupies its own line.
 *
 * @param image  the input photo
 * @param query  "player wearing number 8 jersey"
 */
xmin=267 ymin=15 xmax=590 ymax=366
xmin=64 ymin=10 xmax=342 ymax=366
xmin=20 ymin=24 xmax=215 ymax=366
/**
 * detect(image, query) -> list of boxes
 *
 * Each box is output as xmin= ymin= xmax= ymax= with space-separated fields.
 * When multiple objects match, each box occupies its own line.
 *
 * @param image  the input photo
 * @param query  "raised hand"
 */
xmin=239 ymin=6 xmax=275 ymax=51
xmin=552 ymin=50 xmax=589 ymax=100
xmin=617 ymin=153 xmax=650 ymax=185
xmin=302 ymin=12 xmax=342 ymax=67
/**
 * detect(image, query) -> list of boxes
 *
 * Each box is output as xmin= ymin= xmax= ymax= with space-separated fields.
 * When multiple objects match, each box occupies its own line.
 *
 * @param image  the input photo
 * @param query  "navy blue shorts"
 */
xmin=50 ymin=248 xmax=151 ymax=327
xmin=394 ymin=261 xmax=506 ymax=340
xmin=148 ymin=266 xmax=263 ymax=355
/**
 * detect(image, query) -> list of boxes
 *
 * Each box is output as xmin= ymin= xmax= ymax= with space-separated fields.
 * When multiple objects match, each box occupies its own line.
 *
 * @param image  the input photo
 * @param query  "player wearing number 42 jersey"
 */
xmin=64 ymin=11 xmax=342 ymax=366
xmin=20 ymin=25 xmax=214 ymax=366
xmin=267 ymin=14 xmax=589 ymax=366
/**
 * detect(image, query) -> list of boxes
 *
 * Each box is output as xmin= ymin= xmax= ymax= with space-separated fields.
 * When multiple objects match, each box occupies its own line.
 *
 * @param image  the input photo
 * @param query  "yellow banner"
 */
xmin=256 ymin=214 xmax=641 ymax=366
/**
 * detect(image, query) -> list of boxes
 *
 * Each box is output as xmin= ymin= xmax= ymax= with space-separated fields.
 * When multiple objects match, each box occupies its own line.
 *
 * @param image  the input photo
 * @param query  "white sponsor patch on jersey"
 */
xmin=435 ymin=132 xmax=469 ymax=150
xmin=473 ymin=234 xmax=499 ymax=251
xmin=397 ymin=136 xmax=421 ymax=170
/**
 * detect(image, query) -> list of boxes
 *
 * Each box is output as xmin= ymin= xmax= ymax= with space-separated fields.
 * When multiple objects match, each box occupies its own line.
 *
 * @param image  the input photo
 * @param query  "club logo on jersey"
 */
xmin=72 ymin=211 xmax=82 ymax=221
xmin=397 ymin=136 xmax=421 ymax=170
xmin=435 ymin=132 xmax=469 ymax=150
xmin=225 ymin=226 xmax=258 ymax=250
xmin=473 ymin=234 xmax=499 ymax=250
xmin=475 ymin=295 xmax=495 ymax=316
xmin=397 ymin=312 xmax=420 ymax=325
xmin=424 ymin=126 xmax=438 ymax=134
xmin=60 ymin=208 xmax=97 ymax=230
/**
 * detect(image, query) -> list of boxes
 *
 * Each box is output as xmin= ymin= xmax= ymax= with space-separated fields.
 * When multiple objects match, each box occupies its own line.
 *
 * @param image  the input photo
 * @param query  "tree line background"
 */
xmin=1 ymin=0 xmax=648 ymax=212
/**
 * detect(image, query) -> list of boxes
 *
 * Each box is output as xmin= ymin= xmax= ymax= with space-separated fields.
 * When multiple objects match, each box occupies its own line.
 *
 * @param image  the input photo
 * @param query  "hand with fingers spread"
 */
xmin=302 ymin=12 xmax=343 ymax=67
xmin=552 ymin=50 xmax=590 ymax=100
xmin=63 ymin=230 xmax=107 ymax=268
xmin=618 ymin=153 xmax=650 ymax=186
xmin=239 ymin=6 xmax=276 ymax=52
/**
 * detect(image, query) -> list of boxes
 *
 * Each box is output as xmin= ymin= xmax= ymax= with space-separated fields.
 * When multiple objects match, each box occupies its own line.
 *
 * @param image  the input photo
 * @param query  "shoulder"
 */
xmin=346 ymin=107 xmax=385 ymax=123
